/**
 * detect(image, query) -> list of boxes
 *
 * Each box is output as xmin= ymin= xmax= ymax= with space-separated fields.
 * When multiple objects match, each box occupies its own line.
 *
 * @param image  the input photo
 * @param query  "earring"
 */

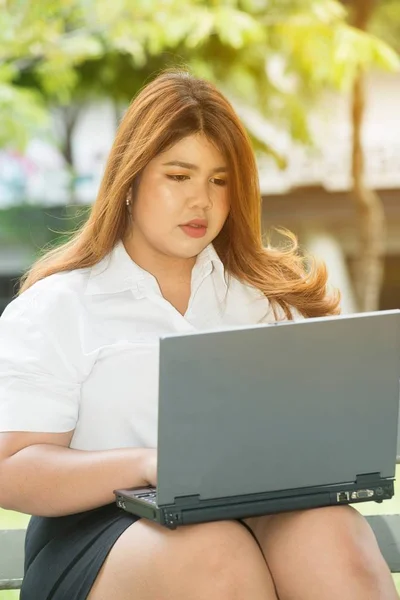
xmin=126 ymin=188 xmax=132 ymax=206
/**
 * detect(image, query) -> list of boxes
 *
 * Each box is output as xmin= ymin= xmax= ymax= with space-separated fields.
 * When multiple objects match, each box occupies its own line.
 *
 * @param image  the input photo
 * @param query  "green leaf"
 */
xmin=57 ymin=33 xmax=104 ymax=62
xmin=0 ymin=84 xmax=48 ymax=149
xmin=0 ymin=0 xmax=399 ymax=168
xmin=185 ymin=10 xmax=215 ymax=48
xmin=213 ymin=7 xmax=264 ymax=49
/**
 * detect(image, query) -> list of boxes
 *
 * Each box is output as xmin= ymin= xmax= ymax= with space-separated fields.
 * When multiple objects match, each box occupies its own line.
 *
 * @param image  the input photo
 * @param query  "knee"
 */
xmin=90 ymin=519 xmax=270 ymax=600
xmin=175 ymin=520 xmax=260 ymax=582
xmin=156 ymin=519 xmax=264 ymax=594
xmin=294 ymin=506 xmax=390 ymax=582
xmin=329 ymin=507 xmax=391 ymax=584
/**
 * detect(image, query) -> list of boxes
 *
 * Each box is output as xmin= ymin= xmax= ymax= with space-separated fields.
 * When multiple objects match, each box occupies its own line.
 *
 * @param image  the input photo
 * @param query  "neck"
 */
xmin=123 ymin=235 xmax=196 ymax=286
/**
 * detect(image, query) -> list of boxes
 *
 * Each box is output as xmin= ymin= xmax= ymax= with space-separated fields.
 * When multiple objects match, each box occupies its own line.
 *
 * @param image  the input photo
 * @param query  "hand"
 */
xmin=141 ymin=448 xmax=157 ymax=487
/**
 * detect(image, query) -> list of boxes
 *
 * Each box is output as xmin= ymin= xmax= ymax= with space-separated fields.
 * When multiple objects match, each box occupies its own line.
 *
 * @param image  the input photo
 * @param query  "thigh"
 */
xmin=243 ymin=505 xmax=375 ymax=556
xmin=88 ymin=518 xmax=278 ymax=600
xmin=243 ymin=506 xmax=394 ymax=596
xmin=21 ymin=504 xmax=139 ymax=600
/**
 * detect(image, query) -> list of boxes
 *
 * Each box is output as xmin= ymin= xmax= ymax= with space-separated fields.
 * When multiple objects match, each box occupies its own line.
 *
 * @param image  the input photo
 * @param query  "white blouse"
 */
xmin=0 ymin=240 xmax=299 ymax=451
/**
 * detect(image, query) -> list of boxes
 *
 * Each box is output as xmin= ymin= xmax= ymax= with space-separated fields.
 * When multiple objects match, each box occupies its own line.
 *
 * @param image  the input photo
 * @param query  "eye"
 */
xmin=167 ymin=174 xmax=189 ymax=182
xmin=210 ymin=178 xmax=227 ymax=187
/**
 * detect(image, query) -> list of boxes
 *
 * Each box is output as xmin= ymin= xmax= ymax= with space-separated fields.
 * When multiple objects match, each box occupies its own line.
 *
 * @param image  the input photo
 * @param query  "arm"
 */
xmin=0 ymin=431 xmax=157 ymax=517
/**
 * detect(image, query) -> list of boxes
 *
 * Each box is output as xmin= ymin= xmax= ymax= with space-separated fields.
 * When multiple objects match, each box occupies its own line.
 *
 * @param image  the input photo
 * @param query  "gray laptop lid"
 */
xmin=156 ymin=310 xmax=400 ymax=506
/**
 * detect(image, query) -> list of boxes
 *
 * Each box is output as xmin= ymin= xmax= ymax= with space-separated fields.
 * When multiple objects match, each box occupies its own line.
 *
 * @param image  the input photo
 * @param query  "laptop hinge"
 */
xmin=356 ymin=472 xmax=382 ymax=485
xmin=174 ymin=494 xmax=201 ymax=506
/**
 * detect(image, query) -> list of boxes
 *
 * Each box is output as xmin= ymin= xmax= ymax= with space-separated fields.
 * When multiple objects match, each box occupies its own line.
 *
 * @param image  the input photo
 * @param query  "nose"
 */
xmin=187 ymin=181 xmax=213 ymax=210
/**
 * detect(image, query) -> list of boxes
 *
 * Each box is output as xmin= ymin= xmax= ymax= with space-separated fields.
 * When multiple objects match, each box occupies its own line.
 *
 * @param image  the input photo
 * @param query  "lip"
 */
xmin=182 ymin=219 xmax=208 ymax=227
xmin=179 ymin=219 xmax=208 ymax=239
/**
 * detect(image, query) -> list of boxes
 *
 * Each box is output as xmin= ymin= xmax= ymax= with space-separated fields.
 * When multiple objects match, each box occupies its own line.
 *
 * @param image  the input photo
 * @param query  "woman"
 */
xmin=0 ymin=70 xmax=397 ymax=600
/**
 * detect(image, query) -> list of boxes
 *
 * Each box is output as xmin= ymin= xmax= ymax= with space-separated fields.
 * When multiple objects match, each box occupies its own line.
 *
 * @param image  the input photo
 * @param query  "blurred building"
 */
xmin=0 ymin=72 xmax=399 ymax=314
xmin=256 ymin=71 xmax=400 ymax=313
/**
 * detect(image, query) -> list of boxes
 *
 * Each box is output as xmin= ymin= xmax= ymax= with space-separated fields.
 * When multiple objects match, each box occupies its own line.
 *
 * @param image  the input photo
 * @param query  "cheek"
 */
xmin=160 ymin=187 xmax=187 ymax=214
xmin=133 ymin=182 xmax=185 ymax=230
xmin=216 ymin=190 xmax=230 ymax=219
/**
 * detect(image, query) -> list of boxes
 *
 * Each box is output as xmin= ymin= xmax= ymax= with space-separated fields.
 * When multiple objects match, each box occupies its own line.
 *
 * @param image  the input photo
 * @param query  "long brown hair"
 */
xmin=19 ymin=69 xmax=340 ymax=318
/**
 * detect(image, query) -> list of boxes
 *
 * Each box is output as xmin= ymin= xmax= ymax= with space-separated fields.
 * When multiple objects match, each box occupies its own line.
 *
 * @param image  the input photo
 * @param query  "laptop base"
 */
xmin=115 ymin=474 xmax=394 ymax=529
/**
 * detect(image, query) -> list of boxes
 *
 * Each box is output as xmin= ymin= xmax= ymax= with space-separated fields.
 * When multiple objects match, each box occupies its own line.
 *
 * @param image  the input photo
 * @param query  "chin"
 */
xmin=172 ymin=247 xmax=204 ymax=259
xmin=164 ymin=239 xmax=210 ymax=259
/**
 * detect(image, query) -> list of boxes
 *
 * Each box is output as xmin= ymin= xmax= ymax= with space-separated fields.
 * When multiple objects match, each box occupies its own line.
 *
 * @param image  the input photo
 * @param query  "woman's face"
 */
xmin=128 ymin=133 xmax=230 ymax=261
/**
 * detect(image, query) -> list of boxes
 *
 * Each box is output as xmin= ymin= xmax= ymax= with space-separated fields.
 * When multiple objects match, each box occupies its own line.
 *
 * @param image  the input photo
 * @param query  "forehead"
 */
xmin=155 ymin=133 xmax=225 ymax=165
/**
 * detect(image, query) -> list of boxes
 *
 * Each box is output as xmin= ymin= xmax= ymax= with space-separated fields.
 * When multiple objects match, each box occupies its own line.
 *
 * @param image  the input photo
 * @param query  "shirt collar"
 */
xmin=85 ymin=239 xmax=228 ymax=297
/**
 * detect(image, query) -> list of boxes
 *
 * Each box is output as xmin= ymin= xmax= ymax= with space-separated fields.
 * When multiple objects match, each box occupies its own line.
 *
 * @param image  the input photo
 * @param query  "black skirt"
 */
xmin=20 ymin=503 xmax=139 ymax=600
xmin=20 ymin=505 xmax=263 ymax=599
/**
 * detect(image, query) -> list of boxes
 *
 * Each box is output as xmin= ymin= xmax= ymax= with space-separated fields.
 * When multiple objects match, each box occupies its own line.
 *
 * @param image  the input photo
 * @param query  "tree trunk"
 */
xmin=52 ymin=104 xmax=82 ymax=204
xmin=57 ymin=104 xmax=81 ymax=168
xmin=350 ymin=0 xmax=386 ymax=312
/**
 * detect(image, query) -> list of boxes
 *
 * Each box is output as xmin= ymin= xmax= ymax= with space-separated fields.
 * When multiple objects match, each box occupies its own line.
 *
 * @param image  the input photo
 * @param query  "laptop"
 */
xmin=114 ymin=309 xmax=400 ymax=528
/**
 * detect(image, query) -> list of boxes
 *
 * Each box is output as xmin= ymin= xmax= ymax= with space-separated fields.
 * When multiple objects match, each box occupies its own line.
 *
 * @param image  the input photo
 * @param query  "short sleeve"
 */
xmin=0 ymin=294 xmax=81 ymax=433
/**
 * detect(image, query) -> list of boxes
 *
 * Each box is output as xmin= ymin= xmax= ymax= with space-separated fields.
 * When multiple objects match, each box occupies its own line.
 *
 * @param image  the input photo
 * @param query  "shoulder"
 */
xmin=2 ymin=267 xmax=91 ymax=329
xmin=0 ymin=267 xmax=95 ymax=382
xmin=225 ymin=275 xmax=274 ymax=323
xmin=227 ymin=275 xmax=266 ymax=304
xmin=226 ymin=275 xmax=305 ymax=324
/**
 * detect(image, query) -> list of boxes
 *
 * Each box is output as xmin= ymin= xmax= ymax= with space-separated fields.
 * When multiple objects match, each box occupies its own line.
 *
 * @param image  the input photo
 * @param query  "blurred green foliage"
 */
xmin=0 ymin=204 xmax=90 ymax=254
xmin=371 ymin=0 xmax=400 ymax=54
xmin=1 ymin=0 xmax=399 ymax=158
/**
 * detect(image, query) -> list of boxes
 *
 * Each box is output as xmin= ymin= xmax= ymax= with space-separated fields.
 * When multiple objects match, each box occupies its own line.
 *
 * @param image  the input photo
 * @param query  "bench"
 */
xmin=3 ymin=430 xmax=400 ymax=591
xmin=0 ymin=528 xmax=25 ymax=590
xmin=1 ymin=514 xmax=400 ymax=590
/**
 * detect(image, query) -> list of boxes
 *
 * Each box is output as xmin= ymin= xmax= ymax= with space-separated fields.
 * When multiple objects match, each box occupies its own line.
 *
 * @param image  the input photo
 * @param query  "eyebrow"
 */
xmin=162 ymin=160 xmax=228 ymax=174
